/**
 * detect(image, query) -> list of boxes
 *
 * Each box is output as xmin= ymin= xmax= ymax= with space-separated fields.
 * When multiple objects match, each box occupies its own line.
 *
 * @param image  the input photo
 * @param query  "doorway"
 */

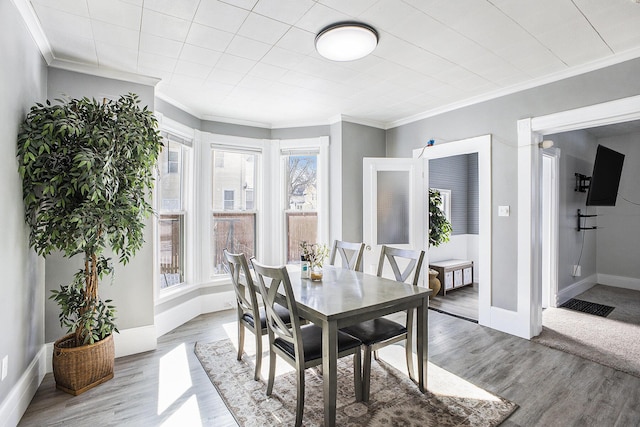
xmin=517 ymin=94 xmax=640 ymax=338
xmin=427 ymin=153 xmax=480 ymax=322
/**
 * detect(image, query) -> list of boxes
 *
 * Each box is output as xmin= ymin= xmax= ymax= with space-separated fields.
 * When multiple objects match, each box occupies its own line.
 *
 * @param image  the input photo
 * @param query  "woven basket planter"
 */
xmin=52 ymin=333 xmax=115 ymax=395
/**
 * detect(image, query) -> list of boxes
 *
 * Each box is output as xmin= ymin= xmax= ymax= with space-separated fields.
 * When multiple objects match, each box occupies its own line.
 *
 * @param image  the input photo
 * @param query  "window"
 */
xmin=223 ymin=190 xmax=235 ymax=210
xmin=158 ymin=133 xmax=191 ymax=289
xmin=284 ymin=153 xmax=318 ymax=263
xmin=211 ymin=148 xmax=257 ymax=274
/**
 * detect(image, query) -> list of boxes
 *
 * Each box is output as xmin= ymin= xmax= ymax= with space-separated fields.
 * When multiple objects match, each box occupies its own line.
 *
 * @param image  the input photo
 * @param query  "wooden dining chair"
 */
xmin=223 ymin=249 xmax=292 ymax=381
xmin=328 ymin=239 xmax=366 ymax=271
xmin=250 ymin=258 xmax=363 ymax=427
xmin=340 ymin=245 xmax=425 ymax=401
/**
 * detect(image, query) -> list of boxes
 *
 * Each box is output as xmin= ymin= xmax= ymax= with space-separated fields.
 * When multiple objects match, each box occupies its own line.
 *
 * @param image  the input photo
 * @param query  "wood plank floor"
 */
xmin=429 ymin=283 xmax=479 ymax=321
xmin=19 ymin=308 xmax=640 ymax=426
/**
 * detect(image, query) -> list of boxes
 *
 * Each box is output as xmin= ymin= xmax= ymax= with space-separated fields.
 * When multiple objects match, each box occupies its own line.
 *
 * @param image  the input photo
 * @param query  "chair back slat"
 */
xmin=251 ymin=259 xmax=302 ymax=351
xmin=377 ymin=245 xmax=425 ymax=286
xmin=224 ymin=249 xmax=259 ymax=316
xmin=329 ymin=240 xmax=365 ymax=271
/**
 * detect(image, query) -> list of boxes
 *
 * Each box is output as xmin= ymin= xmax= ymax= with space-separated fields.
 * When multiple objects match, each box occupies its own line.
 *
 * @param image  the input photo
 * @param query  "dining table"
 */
xmin=285 ymin=264 xmax=432 ymax=427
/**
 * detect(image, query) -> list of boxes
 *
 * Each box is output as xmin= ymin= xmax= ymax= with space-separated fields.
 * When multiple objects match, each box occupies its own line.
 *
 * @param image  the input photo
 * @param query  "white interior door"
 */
xmin=362 ymin=158 xmax=427 ymax=280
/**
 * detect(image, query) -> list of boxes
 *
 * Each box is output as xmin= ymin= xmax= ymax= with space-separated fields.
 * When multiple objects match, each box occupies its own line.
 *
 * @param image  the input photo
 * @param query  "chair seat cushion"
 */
xmin=242 ymin=304 xmax=291 ymax=331
xmin=274 ymin=324 xmax=361 ymax=362
xmin=341 ymin=318 xmax=407 ymax=345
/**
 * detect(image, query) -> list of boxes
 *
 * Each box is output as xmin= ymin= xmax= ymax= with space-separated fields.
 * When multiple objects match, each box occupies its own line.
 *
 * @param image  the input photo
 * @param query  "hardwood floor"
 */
xmin=429 ymin=283 xmax=479 ymax=321
xmin=19 ymin=308 xmax=640 ymax=426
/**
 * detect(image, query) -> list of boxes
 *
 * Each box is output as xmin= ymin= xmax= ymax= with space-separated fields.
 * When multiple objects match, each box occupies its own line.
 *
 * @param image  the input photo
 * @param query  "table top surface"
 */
xmin=285 ymin=265 xmax=431 ymax=322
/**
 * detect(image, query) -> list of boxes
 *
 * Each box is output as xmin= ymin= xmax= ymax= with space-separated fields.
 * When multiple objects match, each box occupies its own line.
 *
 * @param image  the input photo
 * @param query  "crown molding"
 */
xmin=49 ymin=59 xmax=160 ymax=87
xmin=200 ymin=112 xmax=272 ymax=129
xmin=334 ymin=115 xmax=386 ymax=130
xmin=388 ymin=46 xmax=640 ymax=129
xmin=155 ymin=92 xmax=204 ymax=120
xmin=12 ymin=0 xmax=54 ymax=64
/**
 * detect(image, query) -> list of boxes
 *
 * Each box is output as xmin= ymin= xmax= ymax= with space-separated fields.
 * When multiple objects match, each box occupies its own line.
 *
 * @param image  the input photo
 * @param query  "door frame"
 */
xmin=517 ymin=94 xmax=640 ymax=338
xmin=413 ymin=134 xmax=492 ymax=328
xmin=541 ymin=148 xmax=560 ymax=309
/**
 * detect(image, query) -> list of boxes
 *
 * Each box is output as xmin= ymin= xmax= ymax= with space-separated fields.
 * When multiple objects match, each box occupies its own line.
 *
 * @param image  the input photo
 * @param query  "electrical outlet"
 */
xmin=571 ymin=265 xmax=581 ymax=277
xmin=1 ymin=355 xmax=8 ymax=381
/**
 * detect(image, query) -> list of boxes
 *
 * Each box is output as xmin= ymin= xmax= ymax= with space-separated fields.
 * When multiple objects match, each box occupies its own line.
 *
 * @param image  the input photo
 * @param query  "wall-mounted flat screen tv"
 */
xmin=586 ymin=145 xmax=625 ymax=206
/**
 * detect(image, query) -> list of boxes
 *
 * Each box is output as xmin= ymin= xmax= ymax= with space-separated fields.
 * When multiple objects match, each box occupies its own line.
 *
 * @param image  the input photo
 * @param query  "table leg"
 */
xmin=416 ymin=296 xmax=428 ymax=392
xmin=322 ymin=320 xmax=338 ymax=427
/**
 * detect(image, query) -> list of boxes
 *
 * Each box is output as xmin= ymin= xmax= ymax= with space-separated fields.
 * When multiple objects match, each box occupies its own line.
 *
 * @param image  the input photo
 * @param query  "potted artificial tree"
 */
xmin=17 ymin=94 xmax=162 ymax=395
xmin=428 ymin=189 xmax=453 ymax=297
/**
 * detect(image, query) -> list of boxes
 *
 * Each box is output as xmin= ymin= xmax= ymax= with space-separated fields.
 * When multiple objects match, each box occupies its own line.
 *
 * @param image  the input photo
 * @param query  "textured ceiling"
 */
xmin=27 ymin=0 xmax=640 ymax=128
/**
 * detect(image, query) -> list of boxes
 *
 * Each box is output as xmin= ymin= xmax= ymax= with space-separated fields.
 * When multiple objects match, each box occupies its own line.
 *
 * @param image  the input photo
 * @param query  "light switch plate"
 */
xmin=498 ymin=205 xmax=510 ymax=217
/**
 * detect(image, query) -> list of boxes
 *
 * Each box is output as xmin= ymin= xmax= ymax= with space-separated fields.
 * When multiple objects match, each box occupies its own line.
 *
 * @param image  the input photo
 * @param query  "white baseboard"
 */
xmin=557 ymin=274 xmax=598 ymax=305
xmin=44 ymin=325 xmax=157 ymax=374
xmin=0 ymin=346 xmax=47 ymax=427
xmin=597 ymin=274 xmax=640 ymax=291
xmin=155 ymin=290 xmax=235 ymax=338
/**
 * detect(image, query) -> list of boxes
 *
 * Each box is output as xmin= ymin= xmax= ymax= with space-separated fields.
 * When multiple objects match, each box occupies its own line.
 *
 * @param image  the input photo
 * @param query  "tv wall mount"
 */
xmin=577 ymin=209 xmax=597 ymax=231
xmin=574 ymin=173 xmax=591 ymax=193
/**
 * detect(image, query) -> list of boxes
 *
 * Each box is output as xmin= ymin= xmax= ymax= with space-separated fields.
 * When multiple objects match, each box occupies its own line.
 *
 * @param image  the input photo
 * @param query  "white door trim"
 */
xmin=517 ymin=94 xmax=640 ymax=338
xmin=413 ymin=134 xmax=492 ymax=328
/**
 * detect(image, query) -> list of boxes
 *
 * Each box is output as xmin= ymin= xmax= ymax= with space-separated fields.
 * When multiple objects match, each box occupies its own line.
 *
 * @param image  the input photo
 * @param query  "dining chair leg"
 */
xmin=253 ymin=333 xmax=262 ymax=381
xmin=353 ymin=351 xmax=362 ymax=402
xmin=405 ymin=310 xmax=416 ymax=381
xmin=373 ymin=349 xmax=379 ymax=361
xmin=266 ymin=348 xmax=276 ymax=396
xmin=237 ymin=323 xmax=245 ymax=361
xmin=294 ymin=368 xmax=306 ymax=427
xmin=362 ymin=345 xmax=373 ymax=402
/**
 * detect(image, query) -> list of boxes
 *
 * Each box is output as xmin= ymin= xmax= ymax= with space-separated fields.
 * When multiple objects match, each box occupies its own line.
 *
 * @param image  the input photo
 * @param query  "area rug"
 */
xmin=195 ymin=339 xmax=517 ymax=426
xmin=533 ymin=306 xmax=640 ymax=378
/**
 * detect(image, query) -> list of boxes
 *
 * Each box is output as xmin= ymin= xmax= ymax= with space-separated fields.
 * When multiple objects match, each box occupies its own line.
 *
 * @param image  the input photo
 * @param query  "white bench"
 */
xmin=429 ymin=259 xmax=473 ymax=296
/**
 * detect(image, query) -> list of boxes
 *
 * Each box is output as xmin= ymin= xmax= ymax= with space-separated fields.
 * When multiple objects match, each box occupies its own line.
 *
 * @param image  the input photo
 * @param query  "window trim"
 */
xmin=154 ymin=114 xmax=195 ymax=303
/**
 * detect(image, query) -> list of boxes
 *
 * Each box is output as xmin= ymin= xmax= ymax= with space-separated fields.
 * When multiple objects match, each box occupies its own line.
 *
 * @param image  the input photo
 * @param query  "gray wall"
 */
xmin=594 ymin=131 xmax=640 ymax=280
xmin=0 ymin=0 xmax=47 ymax=404
xmin=547 ymin=130 xmax=598 ymax=292
xmin=429 ymin=153 xmax=478 ymax=235
xmin=386 ymin=57 xmax=640 ymax=311
xmin=44 ymin=69 xmax=156 ymax=342
xmin=341 ymin=122 xmax=386 ymax=243
xmin=155 ymin=98 xmax=201 ymax=130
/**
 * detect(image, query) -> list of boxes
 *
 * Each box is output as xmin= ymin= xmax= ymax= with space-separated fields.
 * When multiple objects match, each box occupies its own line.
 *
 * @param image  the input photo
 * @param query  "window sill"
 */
xmin=156 ymin=276 xmax=231 ymax=305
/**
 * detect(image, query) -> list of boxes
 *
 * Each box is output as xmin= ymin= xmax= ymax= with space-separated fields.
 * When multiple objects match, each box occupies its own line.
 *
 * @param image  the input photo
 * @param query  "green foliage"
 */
xmin=17 ymin=93 xmax=163 ymax=344
xmin=50 ymin=258 xmax=118 ymax=345
xmin=429 ymin=189 xmax=453 ymax=247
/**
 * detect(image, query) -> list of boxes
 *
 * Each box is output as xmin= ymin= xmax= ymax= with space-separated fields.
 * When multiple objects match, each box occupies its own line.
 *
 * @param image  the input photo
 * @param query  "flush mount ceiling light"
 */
xmin=315 ymin=22 xmax=378 ymax=61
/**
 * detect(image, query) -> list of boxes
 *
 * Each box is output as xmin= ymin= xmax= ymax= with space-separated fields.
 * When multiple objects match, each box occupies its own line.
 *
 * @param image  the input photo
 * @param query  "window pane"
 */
xmin=212 ymin=213 xmax=256 ymax=274
xmin=286 ymin=212 xmax=317 ymax=263
xmin=212 ymin=149 xmax=257 ymax=275
xmin=159 ymin=141 xmax=183 ymax=211
xmin=377 ymin=171 xmax=409 ymax=244
xmin=212 ymin=151 xmax=256 ymax=211
xmin=285 ymin=154 xmax=318 ymax=261
xmin=286 ymin=155 xmax=317 ymax=210
xmin=159 ymin=214 xmax=184 ymax=288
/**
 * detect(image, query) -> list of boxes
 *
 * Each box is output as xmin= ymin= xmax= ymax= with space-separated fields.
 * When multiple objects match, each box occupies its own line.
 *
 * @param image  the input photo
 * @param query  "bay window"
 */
xmin=158 ymin=132 xmax=191 ymax=289
xmin=211 ymin=148 xmax=258 ymax=275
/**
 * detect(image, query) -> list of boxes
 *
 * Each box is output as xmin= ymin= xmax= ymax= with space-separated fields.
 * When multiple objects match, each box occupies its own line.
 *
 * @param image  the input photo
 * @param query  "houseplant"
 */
xmin=428 ymin=189 xmax=453 ymax=297
xmin=17 ymin=93 xmax=162 ymax=394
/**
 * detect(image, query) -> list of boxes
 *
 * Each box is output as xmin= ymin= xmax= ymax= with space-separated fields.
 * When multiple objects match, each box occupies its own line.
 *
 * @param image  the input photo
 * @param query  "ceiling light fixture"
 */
xmin=315 ymin=22 xmax=378 ymax=62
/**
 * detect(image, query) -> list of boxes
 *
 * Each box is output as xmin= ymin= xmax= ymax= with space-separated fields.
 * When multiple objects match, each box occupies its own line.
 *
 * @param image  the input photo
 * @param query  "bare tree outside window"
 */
xmin=286 ymin=155 xmax=318 ymax=262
